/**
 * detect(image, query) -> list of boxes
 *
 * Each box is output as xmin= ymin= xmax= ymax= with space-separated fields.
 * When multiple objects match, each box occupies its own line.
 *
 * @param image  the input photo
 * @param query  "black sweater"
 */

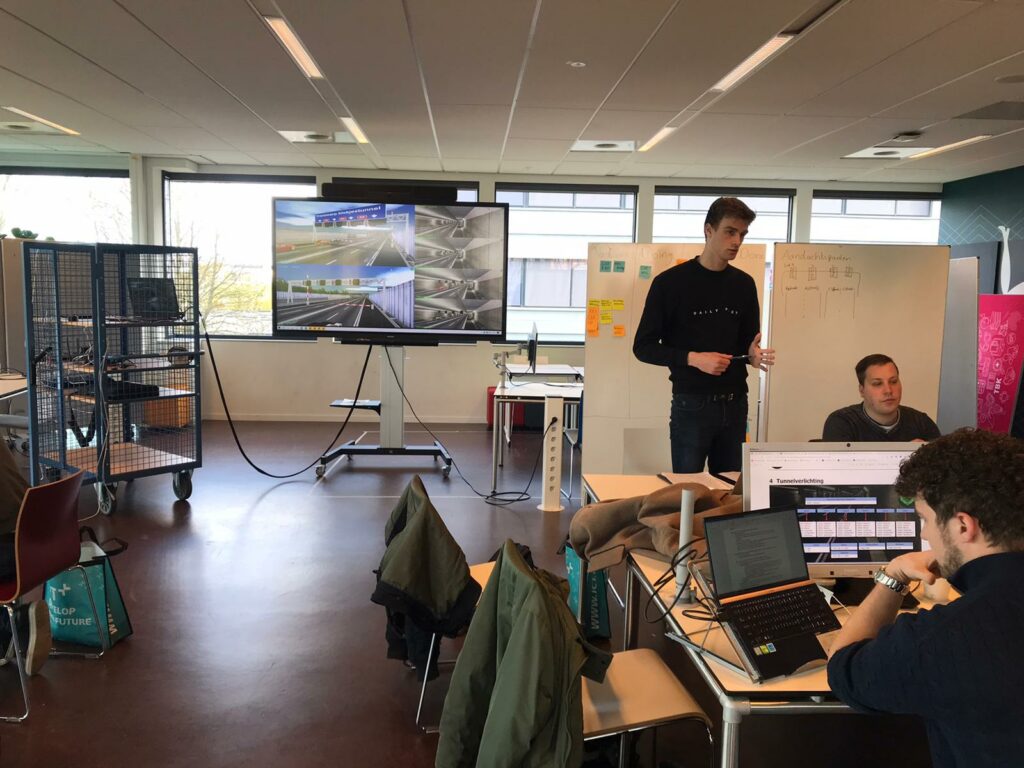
xmin=633 ymin=259 xmax=760 ymax=394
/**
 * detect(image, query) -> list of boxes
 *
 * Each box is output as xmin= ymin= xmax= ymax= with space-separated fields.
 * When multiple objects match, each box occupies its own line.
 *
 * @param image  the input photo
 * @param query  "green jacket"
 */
xmin=372 ymin=474 xmax=479 ymax=635
xmin=435 ymin=540 xmax=612 ymax=768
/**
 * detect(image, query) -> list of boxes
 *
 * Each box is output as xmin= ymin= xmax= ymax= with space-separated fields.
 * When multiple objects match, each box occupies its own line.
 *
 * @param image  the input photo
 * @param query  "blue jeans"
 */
xmin=669 ymin=392 xmax=747 ymax=474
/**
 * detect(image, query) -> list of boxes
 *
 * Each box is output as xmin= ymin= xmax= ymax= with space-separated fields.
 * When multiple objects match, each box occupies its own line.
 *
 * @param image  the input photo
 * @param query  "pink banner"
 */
xmin=978 ymin=294 xmax=1024 ymax=433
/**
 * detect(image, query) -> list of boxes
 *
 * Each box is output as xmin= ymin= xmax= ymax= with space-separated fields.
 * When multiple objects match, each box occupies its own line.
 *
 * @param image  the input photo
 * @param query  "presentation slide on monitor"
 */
xmin=747 ymin=450 xmax=922 ymax=564
xmin=273 ymin=201 xmax=506 ymax=336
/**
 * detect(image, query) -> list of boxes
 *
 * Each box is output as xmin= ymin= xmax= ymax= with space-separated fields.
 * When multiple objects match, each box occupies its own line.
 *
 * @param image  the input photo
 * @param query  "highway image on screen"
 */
xmin=275 ymin=264 xmax=414 ymax=329
xmin=413 ymin=267 xmax=503 ymax=330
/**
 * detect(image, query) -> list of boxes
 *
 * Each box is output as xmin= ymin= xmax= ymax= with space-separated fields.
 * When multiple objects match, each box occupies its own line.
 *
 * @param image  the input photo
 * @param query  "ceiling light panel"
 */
xmin=710 ymin=34 xmax=794 ymax=93
xmin=263 ymin=16 xmax=323 ymax=79
xmin=2 ymin=107 xmax=80 ymax=135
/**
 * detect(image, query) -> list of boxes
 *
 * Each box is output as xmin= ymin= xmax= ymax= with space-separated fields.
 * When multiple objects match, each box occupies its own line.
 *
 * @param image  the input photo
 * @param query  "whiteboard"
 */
xmin=582 ymin=243 xmax=766 ymax=475
xmin=937 ymin=258 xmax=978 ymax=432
xmin=765 ymin=243 xmax=949 ymax=442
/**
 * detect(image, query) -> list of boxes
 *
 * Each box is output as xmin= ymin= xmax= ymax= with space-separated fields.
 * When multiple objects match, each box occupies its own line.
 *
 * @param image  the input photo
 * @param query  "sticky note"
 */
xmin=588 ymin=299 xmax=600 ymax=308
xmin=675 ymin=258 xmax=685 ymax=266
xmin=613 ymin=260 xmax=625 ymax=273
xmin=613 ymin=324 xmax=626 ymax=337
xmin=599 ymin=260 xmax=612 ymax=273
xmin=586 ymin=306 xmax=600 ymax=334
xmin=587 ymin=326 xmax=600 ymax=338
xmin=639 ymin=265 xmax=652 ymax=279
xmin=612 ymin=299 xmax=625 ymax=311
xmin=600 ymin=311 xmax=613 ymax=324
xmin=600 ymin=299 xmax=612 ymax=309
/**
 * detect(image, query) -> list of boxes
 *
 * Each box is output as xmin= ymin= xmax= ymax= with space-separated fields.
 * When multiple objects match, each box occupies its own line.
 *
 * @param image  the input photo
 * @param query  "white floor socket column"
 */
xmin=538 ymin=396 xmax=563 ymax=512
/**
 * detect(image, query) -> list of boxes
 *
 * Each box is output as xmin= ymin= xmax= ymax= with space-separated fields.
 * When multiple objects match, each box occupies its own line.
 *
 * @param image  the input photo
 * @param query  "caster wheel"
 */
xmin=315 ymin=465 xmax=326 ymax=479
xmin=172 ymin=470 xmax=193 ymax=501
xmin=442 ymin=463 xmax=452 ymax=479
xmin=96 ymin=482 xmax=117 ymax=516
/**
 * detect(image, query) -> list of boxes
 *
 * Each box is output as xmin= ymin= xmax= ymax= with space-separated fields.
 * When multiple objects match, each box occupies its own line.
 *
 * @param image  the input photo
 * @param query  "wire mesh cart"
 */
xmin=24 ymin=241 xmax=201 ymax=514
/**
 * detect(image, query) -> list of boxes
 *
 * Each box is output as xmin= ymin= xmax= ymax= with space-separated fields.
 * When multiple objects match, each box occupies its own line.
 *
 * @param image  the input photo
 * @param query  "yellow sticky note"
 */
xmin=600 ymin=311 xmax=613 ymax=325
xmin=586 ymin=306 xmax=600 ymax=334
xmin=587 ymin=299 xmax=600 ymax=308
xmin=613 ymin=324 xmax=626 ymax=337
xmin=600 ymin=299 xmax=612 ymax=309
xmin=612 ymin=299 xmax=625 ymax=311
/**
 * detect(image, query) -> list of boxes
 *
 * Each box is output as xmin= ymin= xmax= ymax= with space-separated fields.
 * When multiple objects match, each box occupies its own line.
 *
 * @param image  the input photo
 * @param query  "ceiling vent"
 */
xmin=955 ymin=101 xmax=1024 ymax=121
xmin=278 ymin=130 xmax=356 ymax=144
xmin=0 ymin=120 xmax=65 ymax=135
xmin=843 ymin=145 xmax=932 ymax=159
xmin=571 ymin=139 xmax=636 ymax=152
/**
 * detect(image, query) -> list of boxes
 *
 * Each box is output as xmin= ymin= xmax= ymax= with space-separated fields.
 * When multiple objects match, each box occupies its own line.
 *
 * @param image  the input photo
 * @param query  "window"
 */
xmin=0 ymin=168 xmax=131 ymax=243
xmin=652 ymin=188 xmax=793 ymax=262
xmin=163 ymin=173 xmax=317 ymax=336
xmin=810 ymin=194 xmax=941 ymax=245
xmin=496 ymin=184 xmax=637 ymax=342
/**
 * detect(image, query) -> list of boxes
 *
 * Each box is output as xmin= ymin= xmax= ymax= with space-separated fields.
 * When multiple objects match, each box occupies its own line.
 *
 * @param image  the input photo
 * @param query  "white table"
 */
xmin=490 ymin=381 xmax=584 ymax=494
xmin=503 ymin=363 xmax=583 ymax=381
xmin=581 ymin=471 xmax=734 ymax=506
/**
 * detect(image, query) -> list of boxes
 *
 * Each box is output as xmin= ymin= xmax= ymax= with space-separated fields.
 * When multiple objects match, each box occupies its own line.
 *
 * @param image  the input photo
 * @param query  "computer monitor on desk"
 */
xmin=742 ymin=443 xmax=925 ymax=601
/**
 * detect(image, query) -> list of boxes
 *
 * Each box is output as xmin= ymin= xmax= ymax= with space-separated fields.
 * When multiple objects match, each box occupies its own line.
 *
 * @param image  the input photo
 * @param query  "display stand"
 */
xmin=315 ymin=346 xmax=453 ymax=478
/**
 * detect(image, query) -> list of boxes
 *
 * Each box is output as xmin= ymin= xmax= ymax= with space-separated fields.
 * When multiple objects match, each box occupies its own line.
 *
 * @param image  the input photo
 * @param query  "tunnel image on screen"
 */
xmin=272 ymin=199 xmax=507 ymax=341
xmin=768 ymin=484 xmax=920 ymax=565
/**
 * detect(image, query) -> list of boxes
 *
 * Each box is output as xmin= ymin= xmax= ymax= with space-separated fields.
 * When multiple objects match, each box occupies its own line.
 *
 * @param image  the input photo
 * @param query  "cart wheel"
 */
xmin=172 ymin=470 xmax=193 ymax=501
xmin=442 ymin=463 xmax=452 ymax=479
xmin=96 ymin=483 xmax=117 ymax=516
xmin=315 ymin=464 xmax=326 ymax=479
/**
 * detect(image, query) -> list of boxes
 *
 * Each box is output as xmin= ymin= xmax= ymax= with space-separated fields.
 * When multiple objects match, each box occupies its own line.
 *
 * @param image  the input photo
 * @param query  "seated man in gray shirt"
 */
xmin=822 ymin=354 xmax=940 ymax=442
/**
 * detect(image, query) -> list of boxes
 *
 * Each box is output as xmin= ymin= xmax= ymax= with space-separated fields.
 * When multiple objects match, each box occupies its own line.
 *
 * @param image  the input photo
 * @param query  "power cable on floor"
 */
xmin=202 ymin=316 xmax=372 ymax=478
xmin=381 ymin=347 xmax=557 ymax=507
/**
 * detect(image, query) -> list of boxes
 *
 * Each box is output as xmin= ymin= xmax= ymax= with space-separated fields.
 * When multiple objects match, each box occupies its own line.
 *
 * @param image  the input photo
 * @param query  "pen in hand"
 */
xmin=730 ymin=354 xmax=750 ymax=361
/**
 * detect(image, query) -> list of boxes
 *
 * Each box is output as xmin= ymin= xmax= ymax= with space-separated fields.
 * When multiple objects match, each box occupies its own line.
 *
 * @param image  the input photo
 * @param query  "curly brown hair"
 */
xmin=895 ymin=428 xmax=1024 ymax=550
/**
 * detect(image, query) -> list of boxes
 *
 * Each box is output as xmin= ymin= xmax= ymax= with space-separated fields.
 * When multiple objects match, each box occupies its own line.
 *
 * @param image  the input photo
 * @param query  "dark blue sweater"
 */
xmin=828 ymin=552 xmax=1024 ymax=768
xmin=632 ymin=258 xmax=760 ymax=395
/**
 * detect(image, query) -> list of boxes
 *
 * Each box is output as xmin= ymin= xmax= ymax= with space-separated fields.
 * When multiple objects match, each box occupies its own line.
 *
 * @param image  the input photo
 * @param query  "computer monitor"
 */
xmin=742 ymin=442 xmax=924 ymax=580
xmin=526 ymin=322 xmax=539 ymax=373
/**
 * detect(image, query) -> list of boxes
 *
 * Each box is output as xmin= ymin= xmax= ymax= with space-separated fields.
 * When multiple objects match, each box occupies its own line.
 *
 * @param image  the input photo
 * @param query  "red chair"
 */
xmin=0 ymin=470 xmax=95 ymax=722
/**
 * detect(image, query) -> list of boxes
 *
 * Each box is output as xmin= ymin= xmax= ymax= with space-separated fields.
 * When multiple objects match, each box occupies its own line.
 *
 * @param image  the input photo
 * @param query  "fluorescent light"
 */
xmin=341 ymin=117 xmax=369 ymax=144
xmin=638 ymin=126 xmax=677 ymax=152
xmin=263 ymin=16 xmax=323 ymax=79
xmin=710 ymin=34 xmax=795 ymax=93
xmin=2 ymin=107 xmax=79 ymax=135
xmin=907 ymin=135 xmax=992 ymax=160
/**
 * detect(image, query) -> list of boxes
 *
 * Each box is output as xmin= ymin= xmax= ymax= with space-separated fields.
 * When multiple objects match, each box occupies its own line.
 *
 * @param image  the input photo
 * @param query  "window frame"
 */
xmin=654 ymin=185 xmax=796 ymax=240
xmin=496 ymin=181 xmax=640 ymax=345
xmin=161 ymin=171 xmax=318 ymax=340
xmin=812 ymin=190 xmax=941 ymax=219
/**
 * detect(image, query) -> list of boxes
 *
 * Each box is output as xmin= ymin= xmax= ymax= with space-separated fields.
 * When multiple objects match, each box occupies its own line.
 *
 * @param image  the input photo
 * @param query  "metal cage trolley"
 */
xmin=24 ymin=242 xmax=202 ymax=514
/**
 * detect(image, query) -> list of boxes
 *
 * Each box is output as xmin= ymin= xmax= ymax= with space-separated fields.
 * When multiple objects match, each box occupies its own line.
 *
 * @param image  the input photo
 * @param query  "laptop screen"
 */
xmin=704 ymin=507 xmax=809 ymax=599
xmin=127 ymin=277 xmax=181 ymax=320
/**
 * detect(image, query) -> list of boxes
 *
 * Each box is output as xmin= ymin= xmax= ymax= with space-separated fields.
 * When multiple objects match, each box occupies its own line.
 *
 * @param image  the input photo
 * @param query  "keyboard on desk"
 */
xmin=724 ymin=583 xmax=841 ymax=645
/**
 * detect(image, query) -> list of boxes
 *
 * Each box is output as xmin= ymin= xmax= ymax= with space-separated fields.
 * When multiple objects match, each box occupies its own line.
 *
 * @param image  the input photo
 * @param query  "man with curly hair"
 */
xmin=827 ymin=428 xmax=1024 ymax=767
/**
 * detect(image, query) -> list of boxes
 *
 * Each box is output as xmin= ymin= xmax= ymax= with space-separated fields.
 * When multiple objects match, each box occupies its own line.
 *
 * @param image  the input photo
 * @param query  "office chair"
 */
xmin=0 ymin=470 xmax=94 ymax=722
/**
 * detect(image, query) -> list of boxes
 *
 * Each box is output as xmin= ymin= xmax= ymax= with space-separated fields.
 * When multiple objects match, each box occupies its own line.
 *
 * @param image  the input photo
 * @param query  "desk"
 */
xmin=503 ymin=363 xmax=583 ymax=381
xmin=491 ymin=381 xmax=583 ymax=494
xmin=581 ymin=471 xmax=734 ymax=506
xmin=0 ymin=375 xmax=27 ymax=400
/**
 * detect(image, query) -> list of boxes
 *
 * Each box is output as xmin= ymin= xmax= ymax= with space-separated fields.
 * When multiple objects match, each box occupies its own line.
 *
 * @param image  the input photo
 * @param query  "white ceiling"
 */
xmin=1 ymin=0 xmax=1023 ymax=183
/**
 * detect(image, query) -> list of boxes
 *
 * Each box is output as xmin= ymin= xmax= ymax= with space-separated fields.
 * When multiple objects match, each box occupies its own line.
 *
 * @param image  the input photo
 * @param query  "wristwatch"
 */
xmin=874 ymin=567 xmax=909 ymax=595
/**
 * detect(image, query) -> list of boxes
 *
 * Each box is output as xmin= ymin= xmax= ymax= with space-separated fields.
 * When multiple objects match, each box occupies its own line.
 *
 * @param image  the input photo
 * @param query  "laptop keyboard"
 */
xmin=725 ymin=584 xmax=841 ymax=644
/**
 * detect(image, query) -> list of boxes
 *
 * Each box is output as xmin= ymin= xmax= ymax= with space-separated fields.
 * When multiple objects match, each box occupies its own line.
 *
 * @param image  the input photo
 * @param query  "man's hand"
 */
xmin=748 ymin=333 xmax=775 ymax=371
xmin=688 ymin=351 xmax=732 ymax=375
xmin=885 ymin=551 xmax=941 ymax=586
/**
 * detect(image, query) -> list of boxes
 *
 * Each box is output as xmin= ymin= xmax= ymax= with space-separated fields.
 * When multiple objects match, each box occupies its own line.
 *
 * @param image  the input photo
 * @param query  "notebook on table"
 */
xmin=702 ymin=507 xmax=841 ymax=682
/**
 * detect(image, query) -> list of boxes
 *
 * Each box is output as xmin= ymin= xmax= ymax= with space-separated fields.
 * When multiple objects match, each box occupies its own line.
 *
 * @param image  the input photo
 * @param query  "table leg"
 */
xmin=720 ymin=700 xmax=744 ymax=768
xmin=623 ymin=565 xmax=637 ymax=651
xmin=491 ymin=396 xmax=501 ymax=493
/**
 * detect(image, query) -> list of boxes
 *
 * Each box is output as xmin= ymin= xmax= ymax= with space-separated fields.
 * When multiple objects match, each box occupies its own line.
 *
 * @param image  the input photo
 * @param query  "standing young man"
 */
xmin=822 ymin=354 xmax=940 ymax=442
xmin=633 ymin=197 xmax=774 ymax=473
xmin=827 ymin=429 xmax=1024 ymax=767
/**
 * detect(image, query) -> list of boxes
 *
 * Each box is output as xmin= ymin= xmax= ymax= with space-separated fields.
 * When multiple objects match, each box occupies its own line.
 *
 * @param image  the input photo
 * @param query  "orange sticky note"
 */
xmin=586 ymin=306 xmax=600 ymax=334
xmin=613 ymin=324 xmax=626 ymax=337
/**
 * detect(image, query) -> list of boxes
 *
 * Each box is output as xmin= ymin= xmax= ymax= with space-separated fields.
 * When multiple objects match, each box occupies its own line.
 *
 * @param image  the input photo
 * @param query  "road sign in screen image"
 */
xmin=272 ymin=198 xmax=508 ymax=342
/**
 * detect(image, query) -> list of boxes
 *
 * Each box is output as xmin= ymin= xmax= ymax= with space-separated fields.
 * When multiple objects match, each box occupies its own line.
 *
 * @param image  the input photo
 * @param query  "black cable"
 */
xmin=642 ymin=537 xmax=720 ymax=625
xmin=381 ymin=347 xmax=555 ymax=506
xmin=201 ymin=318 xmax=372 ymax=478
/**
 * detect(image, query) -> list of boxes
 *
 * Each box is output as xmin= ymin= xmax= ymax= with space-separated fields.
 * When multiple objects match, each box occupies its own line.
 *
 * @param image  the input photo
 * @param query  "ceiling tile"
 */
xmin=503 ymin=138 xmax=572 ymax=161
xmin=434 ymin=105 xmax=508 ymax=159
xmin=499 ymin=160 xmax=559 ymax=174
xmin=443 ymin=158 xmax=500 ymax=173
xmin=581 ymin=110 xmax=677 ymax=143
xmin=508 ymin=108 xmax=593 ymax=140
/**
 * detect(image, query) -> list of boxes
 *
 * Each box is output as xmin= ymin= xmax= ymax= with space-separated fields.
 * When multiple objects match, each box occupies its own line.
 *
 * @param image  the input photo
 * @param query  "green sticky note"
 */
xmin=613 ymin=260 xmax=625 ymax=273
xmin=639 ymin=265 xmax=652 ymax=279
xmin=599 ymin=260 xmax=612 ymax=273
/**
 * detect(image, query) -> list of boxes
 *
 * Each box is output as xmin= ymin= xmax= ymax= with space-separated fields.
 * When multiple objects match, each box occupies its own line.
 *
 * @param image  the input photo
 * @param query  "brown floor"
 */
xmin=0 ymin=421 xmax=932 ymax=768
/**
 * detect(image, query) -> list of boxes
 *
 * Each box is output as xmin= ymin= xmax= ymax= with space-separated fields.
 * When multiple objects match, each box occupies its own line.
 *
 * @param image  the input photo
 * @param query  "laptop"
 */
xmin=702 ymin=507 xmax=841 ymax=682
xmin=126 ymin=277 xmax=183 ymax=321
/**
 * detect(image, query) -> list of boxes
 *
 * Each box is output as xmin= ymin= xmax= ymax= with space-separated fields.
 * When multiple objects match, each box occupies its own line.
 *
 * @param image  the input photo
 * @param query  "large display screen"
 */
xmin=272 ymin=198 xmax=508 ymax=343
